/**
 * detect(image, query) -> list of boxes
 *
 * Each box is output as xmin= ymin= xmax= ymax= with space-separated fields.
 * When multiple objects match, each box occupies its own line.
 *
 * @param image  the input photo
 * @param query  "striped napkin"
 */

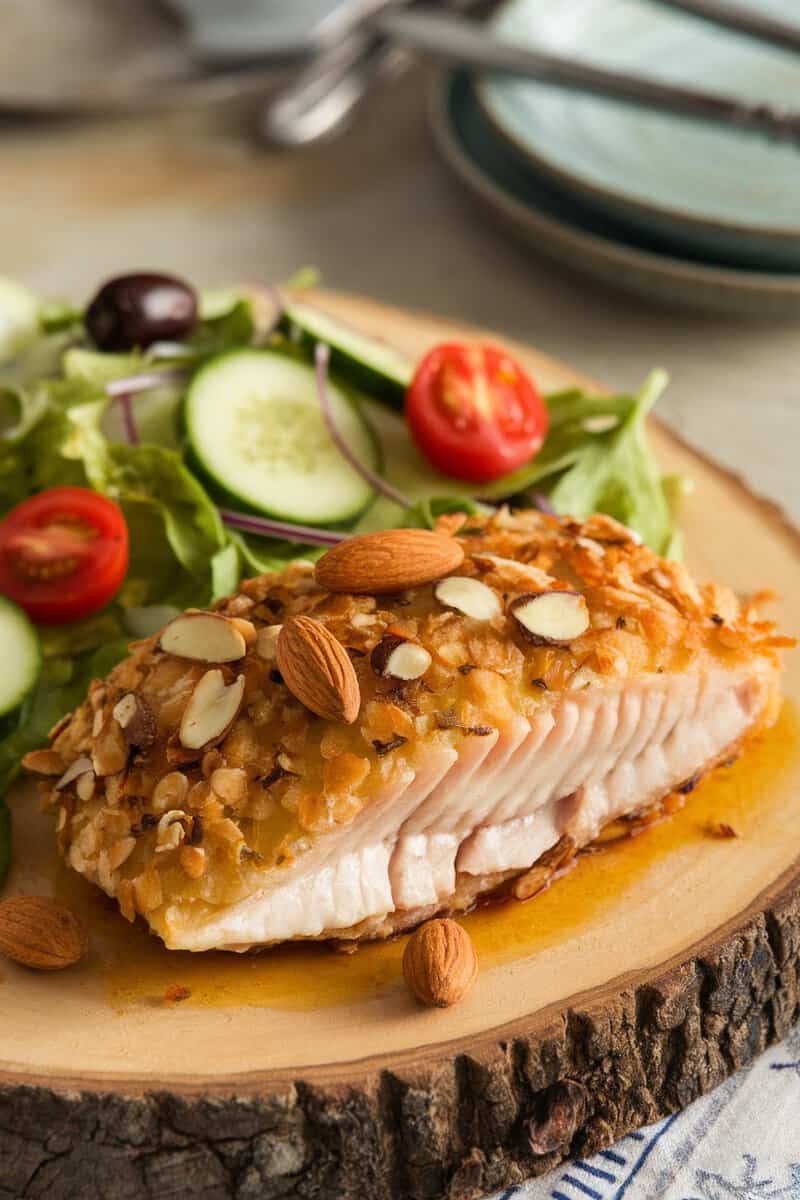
xmin=492 ymin=1024 xmax=800 ymax=1200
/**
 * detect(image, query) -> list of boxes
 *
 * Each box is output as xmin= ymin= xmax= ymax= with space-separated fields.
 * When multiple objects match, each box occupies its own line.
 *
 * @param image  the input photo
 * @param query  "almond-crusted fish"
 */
xmin=26 ymin=510 xmax=793 ymax=951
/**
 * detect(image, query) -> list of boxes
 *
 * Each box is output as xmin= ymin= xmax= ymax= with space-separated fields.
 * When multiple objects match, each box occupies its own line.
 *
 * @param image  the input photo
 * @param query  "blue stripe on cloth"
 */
xmin=626 ymin=1132 xmax=645 ymax=1142
xmin=552 ymin=1192 xmax=572 ymax=1200
xmin=562 ymin=1174 xmax=603 ymax=1199
xmin=613 ymin=1114 xmax=679 ymax=1200
xmin=498 ymin=1190 xmax=522 ymax=1200
xmin=600 ymin=1150 xmax=627 ymax=1166
xmin=575 ymin=1161 xmax=616 ymax=1183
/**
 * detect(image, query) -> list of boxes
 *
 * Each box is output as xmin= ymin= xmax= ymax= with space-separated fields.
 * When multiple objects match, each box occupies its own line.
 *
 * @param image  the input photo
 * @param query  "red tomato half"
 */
xmin=405 ymin=343 xmax=549 ymax=484
xmin=0 ymin=487 xmax=129 ymax=624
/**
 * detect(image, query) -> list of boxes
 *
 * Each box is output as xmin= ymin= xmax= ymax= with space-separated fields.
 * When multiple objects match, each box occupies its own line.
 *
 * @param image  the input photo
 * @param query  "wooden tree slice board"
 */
xmin=2 ymin=293 xmax=799 ymax=1200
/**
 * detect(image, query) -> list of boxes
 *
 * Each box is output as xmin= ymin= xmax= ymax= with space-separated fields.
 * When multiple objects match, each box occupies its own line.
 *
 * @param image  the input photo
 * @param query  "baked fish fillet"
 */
xmin=26 ymin=510 xmax=792 ymax=951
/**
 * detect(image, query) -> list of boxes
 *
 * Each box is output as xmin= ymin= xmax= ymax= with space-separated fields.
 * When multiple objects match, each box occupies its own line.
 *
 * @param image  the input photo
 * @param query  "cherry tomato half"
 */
xmin=405 ymin=343 xmax=549 ymax=485
xmin=0 ymin=487 xmax=129 ymax=624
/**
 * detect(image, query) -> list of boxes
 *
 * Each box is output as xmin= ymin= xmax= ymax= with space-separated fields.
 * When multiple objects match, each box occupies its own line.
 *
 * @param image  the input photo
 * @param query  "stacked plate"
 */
xmin=430 ymin=0 xmax=800 ymax=314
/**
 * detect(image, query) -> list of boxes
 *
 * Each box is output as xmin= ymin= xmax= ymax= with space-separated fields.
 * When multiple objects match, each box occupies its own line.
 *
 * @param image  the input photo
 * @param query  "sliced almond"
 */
xmin=179 ymin=670 xmax=245 ymax=751
xmin=112 ymin=693 xmax=138 ymax=729
xmin=21 ymin=748 xmax=65 ymax=776
xmin=472 ymin=553 xmax=555 ymax=591
xmin=568 ymin=664 xmax=603 ymax=691
xmin=55 ymin=756 xmax=93 ymax=791
xmin=254 ymin=624 xmax=282 ymax=661
xmin=371 ymin=636 xmax=432 ymax=682
xmin=47 ymin=713 xmax=72 ymax=742
xmin=434 ymin=576 xmax=501 ymax=621
xmin=315 ymin=529 xmax=464 ymax=595
xmin=160 ymin=612 xmax=246 ymax=663
xmin=230 ymin=617 xmax=257 ymax=647
xmin=76 ymin=771 xmax=96 ymax=802
xmin=510 ymin=591 xmax=590 ymax=646
xmin=112 ymin=693 xmax=157 ymax=753
xmin=91 ymin=716 xmax=129 ymax=777
xmin=277 ymin=616 xmax=360 ymax=724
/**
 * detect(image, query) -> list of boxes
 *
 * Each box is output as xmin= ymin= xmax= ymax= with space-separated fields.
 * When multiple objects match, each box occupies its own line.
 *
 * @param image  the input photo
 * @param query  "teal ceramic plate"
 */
xmin=478 ymin=0 xmax=800 ymax=271
xmin=430 ymin=71 xmax=800 ymax=315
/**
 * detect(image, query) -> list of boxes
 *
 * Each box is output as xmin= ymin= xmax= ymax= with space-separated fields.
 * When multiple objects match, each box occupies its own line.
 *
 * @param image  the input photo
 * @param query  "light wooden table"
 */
xmin=1 ymin=69 xmax=797 ymax=522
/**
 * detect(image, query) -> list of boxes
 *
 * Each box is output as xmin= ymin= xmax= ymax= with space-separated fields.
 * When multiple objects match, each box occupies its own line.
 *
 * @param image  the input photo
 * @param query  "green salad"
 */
xmin=0 ymin=270 xmax=682 ymax=879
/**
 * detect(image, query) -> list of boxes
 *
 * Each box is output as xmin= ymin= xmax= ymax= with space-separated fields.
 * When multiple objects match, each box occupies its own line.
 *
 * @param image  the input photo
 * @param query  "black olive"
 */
xmin=85 ymin=272 xmax=198 ymax=351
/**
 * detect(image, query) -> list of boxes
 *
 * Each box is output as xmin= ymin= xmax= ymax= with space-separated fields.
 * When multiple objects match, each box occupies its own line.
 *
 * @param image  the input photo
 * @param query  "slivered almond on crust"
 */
xmin=32 ymin=506 xmax=793 ymax=954
xmin=510 ymin=591 xmax=590 ymax=645
xmin=160 ymin=612 xmax=246 ymax=663
xmin=178 ymin=670 xmax=245 ymax=751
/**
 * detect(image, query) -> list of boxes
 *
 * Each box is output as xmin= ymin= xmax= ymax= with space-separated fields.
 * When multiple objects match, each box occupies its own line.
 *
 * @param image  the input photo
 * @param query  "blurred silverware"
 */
xmin=653 ymin=0 xmax=800 ymax=56
xmin=176 ymin=0 xmax=408 ymax=63
xmin=258 ymin=0 xmax=487 ymax=147
xmin=372 ymin=7 xmax=800 ymax=143
xmin=260 ymin=31 xmax=410 ymax=145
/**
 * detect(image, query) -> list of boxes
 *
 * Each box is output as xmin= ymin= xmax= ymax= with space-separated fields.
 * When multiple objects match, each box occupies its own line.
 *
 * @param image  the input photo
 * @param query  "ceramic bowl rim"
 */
xmin=477 ymin=0 xmax=800 ymax=248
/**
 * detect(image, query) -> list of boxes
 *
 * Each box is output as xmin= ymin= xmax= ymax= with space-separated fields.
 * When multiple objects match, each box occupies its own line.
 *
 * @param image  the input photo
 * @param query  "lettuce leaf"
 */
xmin=481 ymin=370 xmax=677 ymax=556
xmin=1 ymin=379 xmax=233 ymax=610
xmin=0 ymin=376 xmax=243 ymax=814
xmin=359 ymin=372 xmax=678 ymax=555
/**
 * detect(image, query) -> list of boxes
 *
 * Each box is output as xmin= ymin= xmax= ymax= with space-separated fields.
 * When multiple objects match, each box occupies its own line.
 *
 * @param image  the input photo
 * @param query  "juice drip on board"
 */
xmin=16 ymin=702 xmax=800 ymax=1012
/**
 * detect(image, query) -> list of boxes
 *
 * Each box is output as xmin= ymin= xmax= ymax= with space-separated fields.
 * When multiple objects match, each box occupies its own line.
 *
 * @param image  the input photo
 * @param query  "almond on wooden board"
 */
xmin=0 ymin=895 xmax=88 ymax=970
xmin=314 ymin=529 xmax=464 ymax=595
xmin=402 ymin=918 xmax=478 ymax=1008
xmin=277 ymin=616 xmax=360 ymax=724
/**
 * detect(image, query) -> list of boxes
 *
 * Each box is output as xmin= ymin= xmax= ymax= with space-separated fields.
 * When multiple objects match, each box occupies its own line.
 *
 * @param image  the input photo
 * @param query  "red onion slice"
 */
xmin=219 ymin=508 xmax=348 ymax=547
xmin=116 ymin=393 xmax=139 ymax=446
xmin=105 ymin=368 xmax=188 ymax=447
xmin=104 ymin=368 xmax=188 ymax=398
xmin=314 ymin=342 xmax=410 ymax=510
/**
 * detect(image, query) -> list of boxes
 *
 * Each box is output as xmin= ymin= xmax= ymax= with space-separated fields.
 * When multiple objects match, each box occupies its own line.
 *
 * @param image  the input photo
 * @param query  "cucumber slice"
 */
xmin=0 ymin=596 xmax=41 ymax=720
xmin=184 ymin=349 xmax=379 ymax=525
xmin=281 ymin=302 xmax=413 ymax=408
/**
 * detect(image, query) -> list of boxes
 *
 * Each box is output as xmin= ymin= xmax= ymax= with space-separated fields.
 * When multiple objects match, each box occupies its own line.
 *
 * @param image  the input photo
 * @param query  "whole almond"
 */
xmin=0 ymin=895 xmax=88 ymax=970
xmin=402 ymin=918 xmax=478 ymax=1008
xmin=314 ymin=529 xmax=464 ymax=595
xmin=277 ymin=616 xmax=360 ymax=723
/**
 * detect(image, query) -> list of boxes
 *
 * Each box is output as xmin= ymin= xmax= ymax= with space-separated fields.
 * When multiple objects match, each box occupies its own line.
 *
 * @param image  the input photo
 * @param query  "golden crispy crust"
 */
xmin=27 ymin=509 xmax=792 ymax=931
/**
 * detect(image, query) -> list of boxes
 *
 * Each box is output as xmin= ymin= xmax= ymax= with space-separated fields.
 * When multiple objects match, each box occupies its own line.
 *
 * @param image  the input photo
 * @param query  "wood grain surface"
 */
xmin=0 ymin=294 xmax=798 ymax=1200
